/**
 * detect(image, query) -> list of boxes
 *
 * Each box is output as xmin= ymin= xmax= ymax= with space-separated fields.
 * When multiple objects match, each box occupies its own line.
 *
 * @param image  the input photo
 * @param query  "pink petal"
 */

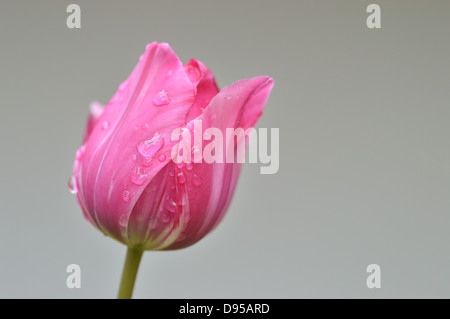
xmin=184 ymin=59 xmax=220 ymax=123
xmin=76 ymin=42 xmax=196 ymax=243
xmin=126 ymin=76 xmax=274 ymax=250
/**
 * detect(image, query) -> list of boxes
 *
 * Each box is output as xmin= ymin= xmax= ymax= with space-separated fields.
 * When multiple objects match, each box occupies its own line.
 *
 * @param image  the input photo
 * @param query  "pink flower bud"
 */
xmin=70 ymin=42 xmax=273 ymax=250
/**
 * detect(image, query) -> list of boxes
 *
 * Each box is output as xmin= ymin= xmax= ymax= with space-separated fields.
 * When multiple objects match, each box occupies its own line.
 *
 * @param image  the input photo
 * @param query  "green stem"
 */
xmin=117 ymin=247 xmax=144 ymax=299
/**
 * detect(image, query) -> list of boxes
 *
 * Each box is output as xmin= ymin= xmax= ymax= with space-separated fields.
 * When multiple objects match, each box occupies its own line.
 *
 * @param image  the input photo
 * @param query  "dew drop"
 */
xmin=142 ymin=123 xmax=150 ymax=130
xmin=121 ymin=190 xmax=131 ymax=202
xmin=226 ymin=95 xmax=232 ymax=101
xmin=203 ymin=131 xmax=211 ymax=140
xmin=101 ymin=121 xmax=109 ymax=130
xmin=137 ymin=132 xmax=164 ymax=158
xmin=177 ymin=163 xmax=184 ymax=169
xmin=185 ymin=163 xmax=193 ymax=171
xmin=130 ymin=167 xmax=148 ymax=186
xmin=166 ymin=199 xmax=177 ymax=213
xmin=177 ymin=172 xmax=186 ymax=184
xmin=131 ymin=154 xmax=138 ymax=162
xmin=75 ymin=145 xmax=86 ymax=160
xmin=142 ymin=157 xmax=152 ymax=167
xmin=119 ymin=215 xmax=127 ymax=227
xmin=193 ymin=174 xmax=203 ymax=187
xmin=162 ymin=213 xmax=171 ymax=223
xmin=192 ymin=145 xmax=201 ymax=156
xmin=152 ymin=90 xmax=170 ymax=106
xmin=169 ymin=171 xmax=174 ymax=177
xmin=68 ymin=176 xmax=77 ymax=194
xmin=158 ymin=154 xmax=166 ymax=162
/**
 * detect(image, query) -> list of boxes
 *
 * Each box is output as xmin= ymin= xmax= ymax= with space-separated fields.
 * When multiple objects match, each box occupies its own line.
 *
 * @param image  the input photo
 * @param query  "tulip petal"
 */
xmin=126 ymin=76 xmax=273 ymax=250
xmin=172 ymin=76 xmax=274 ymax=249
xmin=76 ymin=43 xmax=196 ymax=244
xmin=184 ymin=59 xmax=220 ymax=123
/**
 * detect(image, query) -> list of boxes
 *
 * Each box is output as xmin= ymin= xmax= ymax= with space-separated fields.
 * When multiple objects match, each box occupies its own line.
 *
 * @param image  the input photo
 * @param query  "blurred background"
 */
xmin=0 ymin=0 xmax=449 ymax=298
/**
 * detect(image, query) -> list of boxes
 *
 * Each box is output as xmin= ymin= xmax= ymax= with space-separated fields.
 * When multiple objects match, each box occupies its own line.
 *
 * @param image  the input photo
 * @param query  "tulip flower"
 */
xmin=70 ymin=42 xmax=273 ymax=298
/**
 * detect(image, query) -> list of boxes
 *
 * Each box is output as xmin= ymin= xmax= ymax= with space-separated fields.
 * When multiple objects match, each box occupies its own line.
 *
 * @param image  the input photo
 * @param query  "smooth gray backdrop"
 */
xmin=0 ymin=1 xmax=449 ymax=298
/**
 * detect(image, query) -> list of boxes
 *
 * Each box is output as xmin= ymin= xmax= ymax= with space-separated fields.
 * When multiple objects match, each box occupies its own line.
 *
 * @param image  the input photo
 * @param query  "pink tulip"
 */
xmin=70 ymin=42 xmax=273 ymax=251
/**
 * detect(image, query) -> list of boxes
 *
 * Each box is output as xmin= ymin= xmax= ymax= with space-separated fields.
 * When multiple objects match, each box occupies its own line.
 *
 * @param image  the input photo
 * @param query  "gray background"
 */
xmin=0 ymin=0 xmax=449 ymax=298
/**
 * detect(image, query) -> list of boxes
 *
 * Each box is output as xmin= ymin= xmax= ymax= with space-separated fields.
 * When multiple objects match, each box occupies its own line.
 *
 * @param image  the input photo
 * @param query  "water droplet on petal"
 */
xmin=152 ymin=90 xmax=170 ymax=106
xmin=192 ymin=145 xmax=201 ymax=156
xmin=203 ymin=131 xmax=211 ymax=140
xmin=158 ymin=154 xmax=166 ymax=162
xmin=121 ymin=190 xmax=131 ymax=202
xmin=169 ymin=171 xmax=174 ymax=177
xmin=137 ymin=132 xmax=164 ymax=158
xmin=177 ymin=172 xmax=186 ymax=184
xmin=142 ymin=123 xmax=149 ymax=130
xmin=186 ymin=163 xmax=193 ymax=171
xmin=166 ymin=199 xmax=177 ymax=213
xmin=142 ymin=157 xmax=152 ymax=167
xmin=226 ymin=95 xmax=232 ymax=101
xmin=75 ymin=145 xmax=86 ymax=160
xmin=101 ymin=121 xmax=109 ymax=130
xmin=193 ymin=174 xmax=203 ymax=187
xmin=162 ymin=214 xmax=169 ymax=223
xmin=177 ymin=163 xmax=184 ymax=169
xmin=119 ymin=215 xmax=127 ymax=227
xmin=68 ymin=177 xmax=77 ymax=194
xmin=132 ymin=154 xmax=138 ymax=162
xmin=130 ymin=167 xmax=148 ymax=186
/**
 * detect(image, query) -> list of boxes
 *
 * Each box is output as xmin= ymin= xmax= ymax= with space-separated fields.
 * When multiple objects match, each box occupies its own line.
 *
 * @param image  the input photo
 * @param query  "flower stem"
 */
xmin=117 ymin=247 xmax=144 ymax=299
